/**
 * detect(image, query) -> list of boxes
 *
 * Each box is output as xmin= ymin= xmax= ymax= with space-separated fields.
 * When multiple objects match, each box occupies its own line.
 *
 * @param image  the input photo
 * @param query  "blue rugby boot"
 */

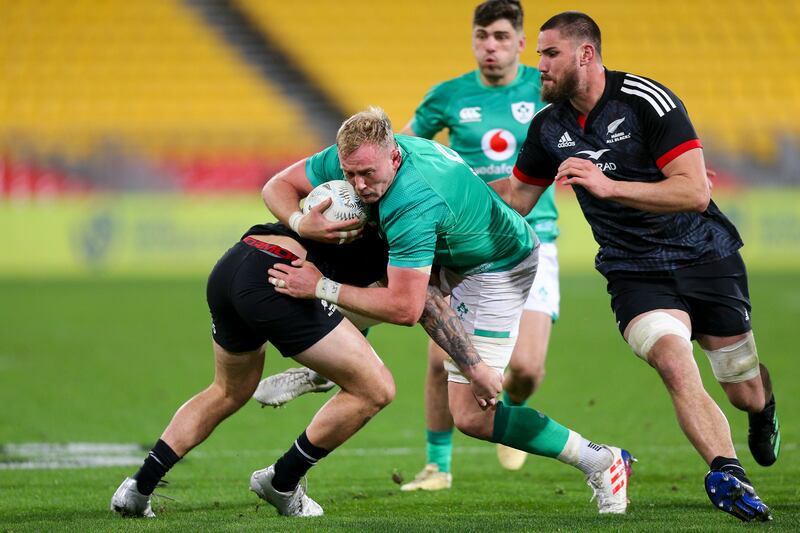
xmin=704 ymin=469 xmax=772 ymax=522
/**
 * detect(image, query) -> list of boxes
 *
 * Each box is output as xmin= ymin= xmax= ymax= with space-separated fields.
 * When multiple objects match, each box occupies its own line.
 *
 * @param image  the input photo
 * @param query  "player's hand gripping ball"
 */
xmin=303 ymin=181 xmax=368 ymax=224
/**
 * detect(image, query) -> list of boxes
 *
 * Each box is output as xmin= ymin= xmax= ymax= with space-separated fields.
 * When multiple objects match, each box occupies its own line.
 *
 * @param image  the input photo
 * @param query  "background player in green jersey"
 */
xmin=263 ymin=106 xmax=634 ymax=515
xmin=398 ymin=0 xmax=561 ymax=489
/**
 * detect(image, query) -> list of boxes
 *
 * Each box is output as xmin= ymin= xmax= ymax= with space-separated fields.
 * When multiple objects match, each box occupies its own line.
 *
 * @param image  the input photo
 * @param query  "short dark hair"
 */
xmin=473 ymin=0 xmax=523 ymax=32
xmin=540 ymin=11 xmax=602 ymax=58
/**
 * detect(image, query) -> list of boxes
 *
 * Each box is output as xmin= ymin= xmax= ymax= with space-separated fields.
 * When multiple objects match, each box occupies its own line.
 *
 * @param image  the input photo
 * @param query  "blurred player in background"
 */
xmin=264 ymin=107 xmax=635 ymax=514
xmin=398 ymin=0 xmax=559 ymax=489
xmin=497 ymin=11 xmax=778 ymax=522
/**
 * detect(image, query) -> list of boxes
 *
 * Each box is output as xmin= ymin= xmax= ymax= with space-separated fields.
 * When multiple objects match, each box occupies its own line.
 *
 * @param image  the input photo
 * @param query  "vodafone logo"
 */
xmin=481 ymin=129 xmax=517 ymax=161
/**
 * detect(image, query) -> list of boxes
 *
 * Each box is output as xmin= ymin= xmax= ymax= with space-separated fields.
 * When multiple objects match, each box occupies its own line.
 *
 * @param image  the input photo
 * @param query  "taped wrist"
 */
xmin=288 ymin=211 xmax=304 ymax=234
xmin=315 ymin=277 xmax=341 ymax=304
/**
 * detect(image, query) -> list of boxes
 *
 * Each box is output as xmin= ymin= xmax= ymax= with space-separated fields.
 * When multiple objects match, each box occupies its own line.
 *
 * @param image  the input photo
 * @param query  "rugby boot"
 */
xmin=253 ymin=367 xmax=335 ymax=408
xmin=587 ymin=446 xmax=636 ymax=514
xmin=496 ymin=443 xmax=528 ymax=470
xmin=748 ymin=394 xmax=780 ymax=467
xmin=400 ymin=463 xmax=452 ymax=492
xmin=110 ymin=477 xmax=155 ymax=518
xmin=705 ymin=469 xmax=772 ymax=522
xmin=250 ymin=464 xmax=323 ymax=517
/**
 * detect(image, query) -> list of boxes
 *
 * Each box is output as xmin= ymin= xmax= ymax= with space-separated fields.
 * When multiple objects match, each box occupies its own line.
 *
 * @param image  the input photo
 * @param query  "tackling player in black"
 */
xmin=110 ymin=211 xmax=499 ymax=519
xmin=494 ymin=11 xmax=778 ymax=522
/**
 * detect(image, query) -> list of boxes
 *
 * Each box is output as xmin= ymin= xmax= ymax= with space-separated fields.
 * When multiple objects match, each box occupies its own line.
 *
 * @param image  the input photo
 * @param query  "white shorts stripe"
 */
xmin=626 ymin=74 xmax=676 ymax=109
xmin=620 ymin=86 xmax=665 ymax=117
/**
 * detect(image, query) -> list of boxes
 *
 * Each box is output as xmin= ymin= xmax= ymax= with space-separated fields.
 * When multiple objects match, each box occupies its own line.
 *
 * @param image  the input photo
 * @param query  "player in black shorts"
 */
xmin=110 ymin=222 xmax=395 ymax=518
xmin=110 ymin=217 xmax=496 ymax=519
xmin=494 ymin=11 xmax=778 ymax=522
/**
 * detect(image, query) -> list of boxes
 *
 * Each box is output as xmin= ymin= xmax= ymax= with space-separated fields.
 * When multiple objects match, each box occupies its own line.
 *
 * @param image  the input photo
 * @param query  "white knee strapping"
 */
xmin=703 ymin=332 xmax=760 ymax=383
xmin=627 ymin=312 xmax=692 ymax=360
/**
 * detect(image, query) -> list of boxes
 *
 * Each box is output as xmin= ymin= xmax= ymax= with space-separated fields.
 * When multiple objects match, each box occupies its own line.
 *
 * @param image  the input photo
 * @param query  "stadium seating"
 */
xmin=237 ymin=0 xmax=800 ymax=162
xmin=0 ymin=0 xmax=320 ymax=162
xmin=1 ymin=0 xmax=796 ymax=195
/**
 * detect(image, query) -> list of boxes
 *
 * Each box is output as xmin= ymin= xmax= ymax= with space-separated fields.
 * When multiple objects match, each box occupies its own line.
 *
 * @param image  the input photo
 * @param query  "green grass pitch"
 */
xmin=0 ymin=272 xmax=797 ymax=532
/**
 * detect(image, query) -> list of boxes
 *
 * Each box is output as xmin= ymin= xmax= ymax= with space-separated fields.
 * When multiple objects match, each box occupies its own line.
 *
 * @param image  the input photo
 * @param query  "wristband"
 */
xmin=315 ymin=277 xmax=342 ymax=304
xmin=288 ymin=211 xmax=303 ymax=234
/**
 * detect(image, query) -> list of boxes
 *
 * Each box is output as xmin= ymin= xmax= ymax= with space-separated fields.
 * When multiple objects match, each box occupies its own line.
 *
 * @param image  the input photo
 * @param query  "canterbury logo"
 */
xmin=459 ymin=107 xmax=482 ymax=123
xmin=577 ymin=148 xmax=610 ymax=160
xmin=557 ymin=131 xmax=576 ymax=148
xmin=607 ymin=117 xmax=626 ymax=134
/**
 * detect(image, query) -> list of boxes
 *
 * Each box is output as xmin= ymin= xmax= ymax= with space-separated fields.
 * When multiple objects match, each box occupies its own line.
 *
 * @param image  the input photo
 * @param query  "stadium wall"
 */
xmin=0 ymin=188 xmax=798 ymax=277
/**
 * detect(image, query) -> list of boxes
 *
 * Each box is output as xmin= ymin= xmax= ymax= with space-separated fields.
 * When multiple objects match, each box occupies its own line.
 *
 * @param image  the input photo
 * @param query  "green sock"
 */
xmin=490 ymin=402 xmax=569 ymax=458
xmin=502 ymin=390 xmax=526 ymax=407
xmin=426 ymin=428 xmax=453 ymax=473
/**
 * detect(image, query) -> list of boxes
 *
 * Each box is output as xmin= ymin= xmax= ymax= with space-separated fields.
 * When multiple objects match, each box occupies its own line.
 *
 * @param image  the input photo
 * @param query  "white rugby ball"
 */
xmin=302 ymin=180 xmax=368 ymax=223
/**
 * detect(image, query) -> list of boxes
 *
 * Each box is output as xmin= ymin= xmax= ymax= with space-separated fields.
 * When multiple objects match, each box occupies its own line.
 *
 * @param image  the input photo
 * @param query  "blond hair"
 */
xmin=336 ymin=106 xmax=395 ymax=159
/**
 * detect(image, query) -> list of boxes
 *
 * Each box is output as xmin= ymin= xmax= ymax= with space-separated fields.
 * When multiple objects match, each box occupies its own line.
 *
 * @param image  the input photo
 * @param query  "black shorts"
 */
xmin=206 ymin=239 xmax=343 ymax=356
xmin=606 ymin=252 xmax=752 ymax=338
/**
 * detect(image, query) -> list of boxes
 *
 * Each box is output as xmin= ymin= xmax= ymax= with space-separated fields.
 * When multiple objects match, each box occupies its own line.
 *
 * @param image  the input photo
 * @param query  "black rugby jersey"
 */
xmin=242 ymin=223 xmax=388 ymax=287
xmin=513 ymin=70 xmax=742 ymax=274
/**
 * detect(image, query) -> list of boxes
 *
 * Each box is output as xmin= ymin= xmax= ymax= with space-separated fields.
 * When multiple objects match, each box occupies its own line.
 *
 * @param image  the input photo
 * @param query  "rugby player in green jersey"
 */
xmin=398 ymin=0 xmax=560 ymax=486
xmin=263 ymin=107 xmax=634 ymax=514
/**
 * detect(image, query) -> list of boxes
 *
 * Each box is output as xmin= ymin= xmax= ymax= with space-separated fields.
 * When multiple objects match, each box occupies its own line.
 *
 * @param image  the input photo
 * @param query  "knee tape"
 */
xmin=703 ymin=332 xmax=760 ymax=383
xmin=627 ymin=312 xmax=692 ymax=360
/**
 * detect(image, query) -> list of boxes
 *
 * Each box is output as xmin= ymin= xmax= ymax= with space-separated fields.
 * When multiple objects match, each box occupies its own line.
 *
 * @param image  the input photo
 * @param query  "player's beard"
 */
xmin=542 ymin=66 xmax=579 ymax=104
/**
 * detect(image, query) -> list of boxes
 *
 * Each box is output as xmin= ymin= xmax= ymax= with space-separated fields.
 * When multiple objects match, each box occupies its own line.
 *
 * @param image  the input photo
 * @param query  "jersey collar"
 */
xmin=572 ymin=68 xmax=617 ymax=131
xmin=474 ymin=64 xmax=528 ymax=90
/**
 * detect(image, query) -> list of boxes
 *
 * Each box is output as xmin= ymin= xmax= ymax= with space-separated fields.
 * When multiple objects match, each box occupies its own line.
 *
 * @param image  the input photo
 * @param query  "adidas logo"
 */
xmin=609 ymin=457 xmax=626 ymax=495
xmin=557 ymin=131 xmax=576 ymax=148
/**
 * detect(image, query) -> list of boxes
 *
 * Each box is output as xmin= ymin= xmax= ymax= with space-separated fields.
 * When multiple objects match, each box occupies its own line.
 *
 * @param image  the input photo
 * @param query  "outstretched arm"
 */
xmin=490 ymin=177 xmax=547 ymax=217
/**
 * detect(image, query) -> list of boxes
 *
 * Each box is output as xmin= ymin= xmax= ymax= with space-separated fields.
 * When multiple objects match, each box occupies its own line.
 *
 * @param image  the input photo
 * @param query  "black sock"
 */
xmin=133 ymin=439 xmax=181 ymax=495
xmin=710 ymin=456 xmax=752 ymax=487
xmin=272 ymin=431 xmax=330 ymax=492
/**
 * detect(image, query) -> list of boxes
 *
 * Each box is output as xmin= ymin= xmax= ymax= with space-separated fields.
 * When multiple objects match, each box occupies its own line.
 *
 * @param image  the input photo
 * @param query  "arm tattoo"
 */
xmin=419 ymin=284 xmax=482 ymax=370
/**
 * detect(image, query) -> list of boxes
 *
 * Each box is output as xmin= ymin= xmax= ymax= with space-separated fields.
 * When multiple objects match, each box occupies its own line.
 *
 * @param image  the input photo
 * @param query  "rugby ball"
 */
xmin=302 ymin=180 xmax=368 ymax=223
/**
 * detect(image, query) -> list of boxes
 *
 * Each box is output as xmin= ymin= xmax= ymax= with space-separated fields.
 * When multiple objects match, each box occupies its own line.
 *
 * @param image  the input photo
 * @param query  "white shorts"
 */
xmin=440 ymin=248 xmax=538 ymax=384
xmin=523 ymin=242 xmax=560 ymax=321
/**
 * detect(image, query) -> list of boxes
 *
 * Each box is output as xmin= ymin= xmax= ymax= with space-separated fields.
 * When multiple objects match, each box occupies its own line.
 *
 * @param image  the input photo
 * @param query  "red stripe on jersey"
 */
xmin=656 ymin=139 xmax=703 ymax=169
xmin=512 ymin=166 xmax=553 ymax=187
xmin=577 ymin=114 xmax=586 ymax=130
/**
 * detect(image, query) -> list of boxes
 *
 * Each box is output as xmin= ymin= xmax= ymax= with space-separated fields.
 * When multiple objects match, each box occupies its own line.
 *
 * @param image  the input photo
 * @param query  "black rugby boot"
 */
xmin=748 ymin=394 xmax=780 ymax=466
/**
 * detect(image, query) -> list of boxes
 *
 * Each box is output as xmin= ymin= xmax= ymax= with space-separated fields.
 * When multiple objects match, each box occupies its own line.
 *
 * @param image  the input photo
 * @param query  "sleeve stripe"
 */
xmin=626 ymin=74 xmax=676 ymax=109
xmin=512 ymin=166 xmax=554 ymax=187
xmin=620 ymin=86 xmax=665 ymax=116
xmin=622 ymin=79 xmax=674 ymax=114
xmin=656 ymin=139 xmax=703 ymax=169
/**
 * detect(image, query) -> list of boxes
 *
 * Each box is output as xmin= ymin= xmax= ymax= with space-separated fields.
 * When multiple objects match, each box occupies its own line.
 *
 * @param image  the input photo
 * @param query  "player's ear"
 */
xmin=579 ymin=43 xmax=594 ymax=66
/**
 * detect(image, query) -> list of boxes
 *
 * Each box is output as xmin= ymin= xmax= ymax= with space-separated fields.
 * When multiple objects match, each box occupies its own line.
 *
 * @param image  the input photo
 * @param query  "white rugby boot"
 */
xmin=253 ymin=367 xmax=335 ymax=407
xmin=110 ymin=477 xmax=155 ymax=518
xmin=496 ymin=443 xmax=528 ymax=471
xmin=400 ymin=463 xmax=452 ymax=492
xmin=586 ymin=446 xmax=636 ymax=514
xmin=250 ymin=465 xmax=323 ymax=517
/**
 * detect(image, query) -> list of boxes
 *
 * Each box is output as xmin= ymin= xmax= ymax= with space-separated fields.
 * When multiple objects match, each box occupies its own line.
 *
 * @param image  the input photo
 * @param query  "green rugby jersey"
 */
xmin=410 ymin=65 xmax=558 ymax=242
xmin=306 ymin=135 xmax=535 ymax=275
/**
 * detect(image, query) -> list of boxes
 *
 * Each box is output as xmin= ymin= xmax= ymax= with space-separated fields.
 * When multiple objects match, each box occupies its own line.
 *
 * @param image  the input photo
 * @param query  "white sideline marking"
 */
xmin=3 ymin=441 xmax=793 ymax=470
xmin=0 ymin=442 xmax=146 ymax=470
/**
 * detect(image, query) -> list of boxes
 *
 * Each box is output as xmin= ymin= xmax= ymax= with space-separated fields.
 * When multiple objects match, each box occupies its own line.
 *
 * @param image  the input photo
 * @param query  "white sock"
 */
xmin=575 ymin=438 xmax=613 ymax=475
